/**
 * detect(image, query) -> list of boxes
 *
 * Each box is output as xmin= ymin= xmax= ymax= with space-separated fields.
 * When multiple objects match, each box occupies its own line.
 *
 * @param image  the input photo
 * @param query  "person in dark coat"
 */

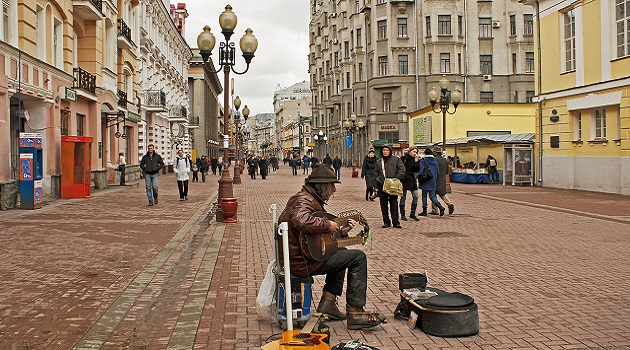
xmin=400 ymin=147 xmax=420 ymax=221
xmin=210 ymin=156 xmax=218 ymax=175
xmin=302 ymin=155 xmax=311 ymax=174
xmin=291 ymin=154 xmax=299 ymax=176
xmin=139 ymin=144 xmax=164 ymax=206
xmin=247 ymin=156 xmax=258 ymax=179
xmin=278 ymin=164 xmax=386 ymax=330
xmin=259 ymin=156 xmax=268 ymax=179
xmin=198 ymin=156 xmax=209 ymax=182
xmin=332 ymin=155 xmax=342 ymax=180
xmin=431 ymin=147 xmax=455 ymax=215
xmin=485 ymin=155 xmax=499 ymax=183
xmin=361 ymin=150 xmax=377 ymax=201
xmin=323 ymin=153 xmax=333 ymax=166
xmin=373 ymin=144 xmax=406 ymax=228
xmin=418 ymin=148 xmax=446 ymax=216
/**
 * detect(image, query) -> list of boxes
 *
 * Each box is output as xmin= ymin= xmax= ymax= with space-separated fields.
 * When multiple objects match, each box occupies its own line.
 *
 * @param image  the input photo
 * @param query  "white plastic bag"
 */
xmin=256 ymin=259 xmax=276 ymax=320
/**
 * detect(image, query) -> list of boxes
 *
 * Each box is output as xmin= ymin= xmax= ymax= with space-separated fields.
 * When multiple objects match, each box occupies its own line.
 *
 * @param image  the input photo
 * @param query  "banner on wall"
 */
xmin=413 ymin=116 xmax=431 ymax=145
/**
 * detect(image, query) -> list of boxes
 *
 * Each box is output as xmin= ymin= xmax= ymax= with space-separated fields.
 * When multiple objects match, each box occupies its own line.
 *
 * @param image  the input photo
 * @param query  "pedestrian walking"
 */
xmin=117 ymin=150 xmax=126 ymax=186
xmin=259 ymin=156 xmax=268 ymax=180
xmin=431 ymin=147 xmax=455 ymax=215
xmin=485 ymin=155 xmax=499 ymax=183
xmin=361 ymin=150 xmax=377 ymax=201
xmin=218 ymin=156 xmax=223 ymax=173
xmin=400 ymin=147 xmax=420 ymax=221
xmin=332 ymin=155 xmax=342 ymax=180
xmin=374 ymin=144 xmax=405 ymax=228
xmin=174 ymin=150 xmax=190 ymax=201
xmin=291 ymin=155 xmax=299 ymax=176
xmin=210 ymin=156 xmax=218 ymax=175
xmin=323 ymin=153 xmax=333 ymax=167
xmin=418 ymin=148 xmax=446 ymax=216
xmin=302 ymin=154 xmax=311 ymax=174
xmin=139 ymin=144 xmax=164 ymax=206
xmin=191 ymin=159 xmax=199 ymax=182
xmin=198 ymin=156 xmax=209 ymax=182
xmin=248 ymin=155 xmax=258 ymax=179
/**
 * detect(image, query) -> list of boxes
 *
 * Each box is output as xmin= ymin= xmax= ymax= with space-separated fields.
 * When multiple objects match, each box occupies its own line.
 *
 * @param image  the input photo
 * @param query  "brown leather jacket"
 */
xmin=278 ymin=184 xmax=336 ymax=277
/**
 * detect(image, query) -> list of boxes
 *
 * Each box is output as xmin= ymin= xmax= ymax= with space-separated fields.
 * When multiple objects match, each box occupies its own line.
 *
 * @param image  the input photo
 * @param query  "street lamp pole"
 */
xmin=313 ymin=130 xmax=327 ymax=160
xmin=197 ymin=5 xmax=258 ymax=222
xmin=428 ymin=75 xmax=462 ymax=154
xmin=231 ymin=96 xmax=242 ymax=184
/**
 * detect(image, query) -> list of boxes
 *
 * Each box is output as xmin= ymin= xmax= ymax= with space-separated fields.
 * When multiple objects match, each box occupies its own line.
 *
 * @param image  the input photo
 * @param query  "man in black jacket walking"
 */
xmin=139 ymin=144 xmax=164 ymax=206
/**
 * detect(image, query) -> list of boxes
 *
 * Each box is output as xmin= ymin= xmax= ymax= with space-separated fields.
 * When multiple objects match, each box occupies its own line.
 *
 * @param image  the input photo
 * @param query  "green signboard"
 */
xmin=126 ymin=111 xmax=141 ymax=123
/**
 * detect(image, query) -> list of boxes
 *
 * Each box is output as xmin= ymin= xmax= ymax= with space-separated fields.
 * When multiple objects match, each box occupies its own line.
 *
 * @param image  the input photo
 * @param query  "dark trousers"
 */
xmin=201 ymin=171 xmax=207 ymax=182
xmin=309 ymin=248 xmax=367 ymax=307
xmin=177 ymin=180 xmax=188 ymax=199
xmin=118 ymin=165 xmax=126 ymax=185
xmin=378 ymin=184 xmax=400 ymax=226
xmin=192 ymin=171 xmax=198 ymax=182
xmin=292 ymin=166 xmax=298 ymax=175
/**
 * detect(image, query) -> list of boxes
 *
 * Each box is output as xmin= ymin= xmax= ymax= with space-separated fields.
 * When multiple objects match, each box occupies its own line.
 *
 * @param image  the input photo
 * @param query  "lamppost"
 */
xmin=232 ymin=97 xmax=250 ymax=184
xmin=313 ymin=130 xmax=328 ymax=159
xmin=343 ymin=114 xmax=365 ymax=175
xmin=197 ymin=5 xmax=258 ymax=221
xmin=428 ymin=75 xmax=462 ymax=155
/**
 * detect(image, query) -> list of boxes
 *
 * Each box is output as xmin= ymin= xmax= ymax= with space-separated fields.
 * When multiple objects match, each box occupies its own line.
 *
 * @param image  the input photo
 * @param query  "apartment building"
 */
xmin=0 ymin=0 xmax=191 ymax=209
xmin=273 ymin=81 xmax=312 ymax=158
xmin=309 ymin=0 xmax=536 ymax=153
xmin=523 ymin=0 xmax=630 ymax=194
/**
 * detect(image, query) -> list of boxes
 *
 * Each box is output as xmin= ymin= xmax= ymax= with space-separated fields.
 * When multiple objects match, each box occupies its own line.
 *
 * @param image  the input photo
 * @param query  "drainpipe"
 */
xmin=463 ymin=0 xmax=469 ymax=100
xmin=414 ymin=2 xmax=419 ymax=110
xmin=535 ymin=0 xmax=543 ymax=186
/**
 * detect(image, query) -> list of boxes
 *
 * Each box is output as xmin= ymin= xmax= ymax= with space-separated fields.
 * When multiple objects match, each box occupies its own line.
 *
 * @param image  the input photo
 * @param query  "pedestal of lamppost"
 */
xmin=196 ymin=5 xmax=258 ymax=222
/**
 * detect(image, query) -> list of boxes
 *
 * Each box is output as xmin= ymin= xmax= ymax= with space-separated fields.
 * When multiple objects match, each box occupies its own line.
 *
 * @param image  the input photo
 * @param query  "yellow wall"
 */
xmin=408 ymin=103 xmax=536 ymax=145
xmin=582 ymin=1 xmax=602 ymax=85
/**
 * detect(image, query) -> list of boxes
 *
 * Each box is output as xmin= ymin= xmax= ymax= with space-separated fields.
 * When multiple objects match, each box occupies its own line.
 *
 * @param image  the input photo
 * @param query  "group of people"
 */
xmin=246 ymin=154 xmax=278 ymax=180
xmin=360 ymin=145 xmax=455 ymax=229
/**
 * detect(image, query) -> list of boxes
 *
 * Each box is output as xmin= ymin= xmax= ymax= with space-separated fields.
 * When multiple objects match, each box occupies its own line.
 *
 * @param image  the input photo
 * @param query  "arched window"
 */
xmin=36 ymin=5 xmax=46 ymax=60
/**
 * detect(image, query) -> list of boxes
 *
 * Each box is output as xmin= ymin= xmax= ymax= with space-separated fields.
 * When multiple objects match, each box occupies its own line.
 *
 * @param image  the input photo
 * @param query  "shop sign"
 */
xmin=126 ymin=111 xmax=141 ymax=123
xmin=63 ymin=87 xmax=77 ymax=102
xmin=379 ymin=124 xmax=398 ymax=131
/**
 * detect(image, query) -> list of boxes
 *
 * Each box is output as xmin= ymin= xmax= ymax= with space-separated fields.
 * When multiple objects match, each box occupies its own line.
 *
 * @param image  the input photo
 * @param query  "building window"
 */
xmin=438 ymin=15 xmax=451 ymax=35
xmin=480 ymin=55 xmax=493 ymax=75
xmin=379 ymin=131 xmax=399 ymax=143
xmin=336 ymin=80 xmax=340 ymax=94
xmin=426 ymin=16 xmax=431 ymax=37
xmin=440 ymin=53 xmax=450 ymax=73
xmin=77 ymin=114 xmax=86 ymax=136
xmin=383 ymin=93 xmax=392 ymax=112
xmin=398 ymin=55 xmax=408 ymax=75
xmin=458 ymin=15 xmax=463 ymax=37
xmin=514 ymin=90 xmax=519 ymax=103
xmin=526 ymin=90 xmax=535 ymax=103
xmin=616 ymin=0 xmax=630 ymax=57
xmin=480 ymin=91 xmax=494 ymax=103
xmin=377 ymin=0 xmax=387 ymax=4
xmin=398 ymin=18 xmax=408 ymax=38
xmin=358 ymin=62 xmax=363 ymax=81
xmin=510 ymin=15 xmax=516 ymax=36
xmin=356 ymin=28 xmax=362 ymax=47
xmin=344 ymin=41 xmax=350 ymax=58
xmin=479 ymin=17 xmax=493 ymax=38
xmin=61 ymin=111 xmax=70 ymax=136
xmin=525 ymin=52 xmax=534 ymax=73
xmin=574 ymin=111 xmax=582 ymax=140
xmin=378 ymin=56 xmax=388 ymax=76
xmin=356 ymin=0 xmax=360 ymax=13
xmin=594 ymin=108 xmax=606 ymax=139
xmin=367 ymin=22 xmax=371 ymax=43
xmin=524 ymin=14 xmax=534 ymax=36
xmin=343 ymin=12 xmax=348 ymax=28
xmin=378 ymin=20 xmax=387 ymax=40
xmin=458 ymin=53 xmax=462 ymax=73
xmin=428 ymin=53 xmax=433 ymax=73
xmin=563 ymin=9 xmax=576 ymax=71
xmin=346 ymin=72 xmax=351 ymax=88
xmin=512 ymin=53 xmax=517 ymax=73
xmin=1 ymin=0 xmax=9 ymax=42
xmin=360 ymin=96 xmax=365 ymax=114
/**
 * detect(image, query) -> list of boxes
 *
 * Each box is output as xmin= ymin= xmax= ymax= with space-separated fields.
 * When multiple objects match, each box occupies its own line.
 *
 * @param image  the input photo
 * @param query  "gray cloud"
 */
xmin=184 ymin=1 xmax=310 ymax=115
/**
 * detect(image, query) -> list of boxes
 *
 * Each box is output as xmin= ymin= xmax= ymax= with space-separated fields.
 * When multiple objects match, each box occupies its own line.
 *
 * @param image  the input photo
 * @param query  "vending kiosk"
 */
xmin=61 ymin=136 xmax=93 ymax=198
xmin=19 ymin=133 xmax=44 ymax=209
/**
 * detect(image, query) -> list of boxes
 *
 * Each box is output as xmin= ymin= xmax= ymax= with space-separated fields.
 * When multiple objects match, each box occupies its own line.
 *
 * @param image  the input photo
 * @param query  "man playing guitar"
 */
xmin=278 ymin=165 xmax=386 ymax=330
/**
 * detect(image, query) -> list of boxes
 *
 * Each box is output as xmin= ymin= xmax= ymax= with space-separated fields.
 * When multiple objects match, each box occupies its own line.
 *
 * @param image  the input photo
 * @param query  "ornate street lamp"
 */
xmin=428 ymin=75 xmax=462 ymax=155
xmin=196 ymin=5 xmax=258 ymax=221
xmin=313 ymin=130 xmax=328 ymax=159
xmin=233 ymin=103 xmax=249 ymax=183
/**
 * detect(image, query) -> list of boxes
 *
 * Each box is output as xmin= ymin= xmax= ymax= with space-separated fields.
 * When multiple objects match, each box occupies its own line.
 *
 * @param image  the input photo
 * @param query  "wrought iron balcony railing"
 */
xmin=117 ymin=19 xmax=132 ymax=43
xmin=90 ymin=0 xmax=103 ymax=11
xmin=188 ymin=115 xmax=199 ymax=126
xmin=117 ymin=89 xmax=127 ymax=108
xmin=145 ymin=90 xmax=166 ymax=109
xmin=180 ymin=106 xmax=187 ymax=119
xmin=72 ymin=67 xmax=96 ymax=95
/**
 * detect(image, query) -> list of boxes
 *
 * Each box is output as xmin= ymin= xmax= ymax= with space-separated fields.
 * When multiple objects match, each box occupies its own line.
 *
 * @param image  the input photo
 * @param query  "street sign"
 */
xmin=345 ymin=135 xmax=353 ymax=147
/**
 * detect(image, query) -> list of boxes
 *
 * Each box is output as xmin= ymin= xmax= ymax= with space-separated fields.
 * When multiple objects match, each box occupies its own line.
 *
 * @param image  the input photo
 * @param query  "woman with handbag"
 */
xmin=117 ymin=150 xmax=126 ymax=186
xmin=374 ymin=144 xmax=405 ymax=228
xmin=418 ymin=148 xmax=446 ymax=216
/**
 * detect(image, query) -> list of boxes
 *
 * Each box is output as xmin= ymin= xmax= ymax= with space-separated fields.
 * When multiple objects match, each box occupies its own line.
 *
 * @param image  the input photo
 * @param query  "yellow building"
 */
xmin=523 ymin=0 xmax=630 ymax=194
xmin=408 ymin=103 xmax=536 ymax=183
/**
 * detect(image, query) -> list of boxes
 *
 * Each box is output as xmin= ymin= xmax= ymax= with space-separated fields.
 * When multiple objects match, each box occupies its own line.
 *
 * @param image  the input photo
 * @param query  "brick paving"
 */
xmin=0 ymin=166 xmax=629 ymax=350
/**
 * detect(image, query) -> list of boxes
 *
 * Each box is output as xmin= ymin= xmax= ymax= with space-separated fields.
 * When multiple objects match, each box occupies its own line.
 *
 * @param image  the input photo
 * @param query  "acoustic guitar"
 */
xmin=304 ymin=210 xmax=370 ymax=261
xmin=261 ymin=314 xmax=330 ymax=350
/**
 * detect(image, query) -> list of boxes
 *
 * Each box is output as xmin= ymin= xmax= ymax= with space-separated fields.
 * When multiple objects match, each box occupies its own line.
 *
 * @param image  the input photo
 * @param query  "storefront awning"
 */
xmin=441 ymin=133 xmax=535 ymax=146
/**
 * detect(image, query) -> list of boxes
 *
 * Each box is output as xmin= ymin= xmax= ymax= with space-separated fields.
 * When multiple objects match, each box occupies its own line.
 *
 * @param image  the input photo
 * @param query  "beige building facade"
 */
xmin=274 ymin=81 xmax=312 ymax=158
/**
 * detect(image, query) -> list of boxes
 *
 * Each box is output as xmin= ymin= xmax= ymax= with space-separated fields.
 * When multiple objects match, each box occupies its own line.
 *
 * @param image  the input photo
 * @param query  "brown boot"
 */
xmin=346 ymin=305 xmax=387 ymax=330
xmin=316 ymin=291 xmax=346 ymax=320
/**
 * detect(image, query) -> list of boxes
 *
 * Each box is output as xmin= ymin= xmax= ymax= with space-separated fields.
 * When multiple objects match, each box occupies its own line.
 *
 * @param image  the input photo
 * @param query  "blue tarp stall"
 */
xmin=440 ymin=133 xmax=536 ymax=185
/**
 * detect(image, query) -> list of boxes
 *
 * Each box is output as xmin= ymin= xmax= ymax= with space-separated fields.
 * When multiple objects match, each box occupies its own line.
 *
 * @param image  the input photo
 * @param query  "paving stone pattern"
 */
xmin=0 ymin=167 xmax=629 ymax=350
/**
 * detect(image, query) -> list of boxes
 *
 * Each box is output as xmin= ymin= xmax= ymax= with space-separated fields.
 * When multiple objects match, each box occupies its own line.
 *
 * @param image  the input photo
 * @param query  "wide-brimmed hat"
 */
xmin=433 ymin=146 xmax=442 ymax=153
xmin=305 ymin=164 xmax=341 ymax=184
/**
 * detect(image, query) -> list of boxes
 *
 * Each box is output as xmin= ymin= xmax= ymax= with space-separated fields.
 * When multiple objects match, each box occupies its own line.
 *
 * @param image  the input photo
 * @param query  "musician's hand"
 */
xmin=340 ymin=219 xmax=357 ymax=236
xmin=329 ymin=221 xmax=339 ymax=233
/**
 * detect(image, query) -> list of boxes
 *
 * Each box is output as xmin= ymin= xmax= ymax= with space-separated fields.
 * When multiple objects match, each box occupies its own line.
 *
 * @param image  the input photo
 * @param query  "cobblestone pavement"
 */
xmin=0 ymin=166 xmax=629 ymax=350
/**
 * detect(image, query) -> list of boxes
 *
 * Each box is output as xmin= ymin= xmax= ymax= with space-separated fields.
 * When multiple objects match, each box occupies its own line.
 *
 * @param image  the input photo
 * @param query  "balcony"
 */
xmin=117 ymin=19 xmax=133 ymax=49
xmin=72 ymin=67 xmax=96 ymax=95
xmin=168 ymin=105 xmax=188 ymax=123
xmin=144 ymin=90 xmax=166 ymax=112
xmin=117 ymin=89 xmax=127 ymax=108
xmin=73 ymin=0 xmax=103 ymax=21
xmin=188 ymin=115 xmax=200 ymax=128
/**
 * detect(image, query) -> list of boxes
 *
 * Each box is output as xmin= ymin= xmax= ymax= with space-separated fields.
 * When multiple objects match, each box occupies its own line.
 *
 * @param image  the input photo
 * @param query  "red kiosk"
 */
xmin=61 ymin=136 xmax=93 ymax=198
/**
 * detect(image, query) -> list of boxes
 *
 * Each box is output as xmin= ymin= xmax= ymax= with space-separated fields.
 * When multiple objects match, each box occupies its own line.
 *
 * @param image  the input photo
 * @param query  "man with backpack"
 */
xmin=418 ymin=148 xmax=446 ymax=216
xmin=486 ymin=155 xmax=499 ymax=184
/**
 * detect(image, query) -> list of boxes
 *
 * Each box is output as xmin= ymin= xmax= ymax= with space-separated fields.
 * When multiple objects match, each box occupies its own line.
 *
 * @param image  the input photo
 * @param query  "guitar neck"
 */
xmin=337 ymin=236 xmax=365 ymax=248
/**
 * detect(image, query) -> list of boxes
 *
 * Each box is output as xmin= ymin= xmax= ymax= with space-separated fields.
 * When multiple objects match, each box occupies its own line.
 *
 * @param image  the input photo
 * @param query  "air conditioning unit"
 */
xmin=492 ymin=21 xmax=500 ymax=28
xmin=483 ymin=74 xmax=492 ymax=81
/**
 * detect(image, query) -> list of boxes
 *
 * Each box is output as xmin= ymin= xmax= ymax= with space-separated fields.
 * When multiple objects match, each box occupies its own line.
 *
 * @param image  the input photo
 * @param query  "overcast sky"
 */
xmin=183 ymin=1 xmax=311 ymax=115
